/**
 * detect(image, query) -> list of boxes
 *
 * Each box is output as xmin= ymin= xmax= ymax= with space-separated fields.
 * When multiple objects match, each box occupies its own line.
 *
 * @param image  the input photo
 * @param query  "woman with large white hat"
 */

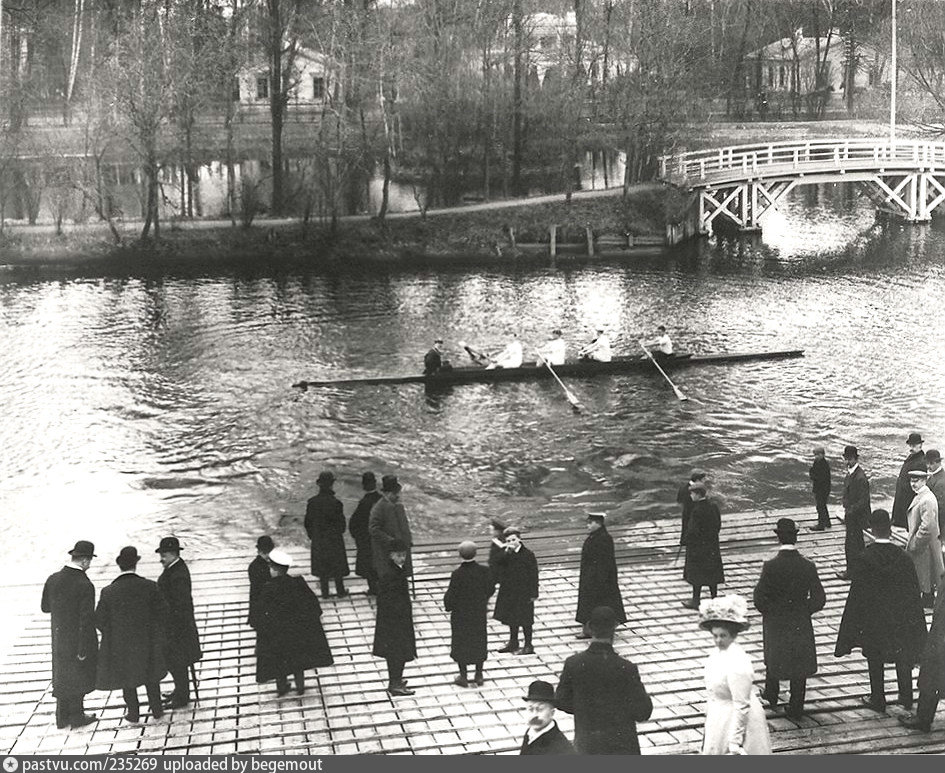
xmin=698 ymin=595 xmax=771 ymax=755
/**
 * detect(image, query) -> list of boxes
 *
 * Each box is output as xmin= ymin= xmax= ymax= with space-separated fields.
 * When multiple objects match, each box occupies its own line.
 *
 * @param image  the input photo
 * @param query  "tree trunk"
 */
xmin=511 ymin=0 xmax=524 ymax=197
xmin=268 ymin=0 xmax=285 ymax=216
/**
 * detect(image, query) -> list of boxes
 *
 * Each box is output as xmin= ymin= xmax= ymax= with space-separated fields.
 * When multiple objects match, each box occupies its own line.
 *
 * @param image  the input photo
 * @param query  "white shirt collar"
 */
xmin=873 ymin=538 xmax=892 ymax=544
xmin=778 ymin=545 xmax=798 ymax=551
xmin=166 ymin=557 xmax=181 ymax=569
xmin=846 ymin=463 xmax=860 ymax=474
xmin=510 ymin=543 xmax=522 ymax=553
xmin=64 ymin=562 xmax=85 ymax=571
xmin=526 ymin=720 xmax=558 ymax=745
xmin=119 ymin=570 xmax=137 ymax=576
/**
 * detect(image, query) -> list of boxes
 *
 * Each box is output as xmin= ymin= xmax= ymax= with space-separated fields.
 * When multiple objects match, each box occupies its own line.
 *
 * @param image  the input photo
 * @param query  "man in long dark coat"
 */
xmin=753 ymin=518 xmax=826 ymax=719
xmin=156 ymin=536 xmax=202 ymax=709
xmin=349 ymin=472 xmax=382 ymax=595
xmin=304 ymin=471 xmax=350 ymax=598
xmin=837 ymin=445 xmax=871 ymax=581
xmin=520 ymin=680 xmax=575 ymax=755
xmin=369 ymin=475 xmax=413 ymax=579
xmin=95 ymin=546 xmax=168 ymax=724
xmin=835 ymin=509 xmax=928 ymax=713
xmin=892 ymin=432 xmax=927 ymax=530
xmin=372 ymin=539 xmax=417 ymax=696
xmin=676 ymin=469 xmax=706 ymax=546
xmin=555 ymin=606 xmax=653 ymax=755
xmin=247 ymin=536 xmax=273 ymax=629
xmin=575 ymin=513 xmax=626 ymax=639
xmin=901 ymin=578 xmax=945 ymax=732
xmin=41 ymin=540 xmax=99 ymax=729
xmin=255 ymin=550 xmax=333 ymax=696
xmin=493 ymin=527 xmax=539 ymax=655
xmin=443 ymin=541 xmax=495 ymax=687
xmin=926 ymin=449 xmax=945 ymax=539
xmin=809 ymin=446 xmax=832 ymax=531
xmin=681 ymin=482 xmax=723 ymax=609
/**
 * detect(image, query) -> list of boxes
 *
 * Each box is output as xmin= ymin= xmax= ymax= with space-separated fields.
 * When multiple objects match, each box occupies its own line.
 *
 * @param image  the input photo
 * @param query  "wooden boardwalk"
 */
xmin=2 ymin=504 xmax=942 ymax=756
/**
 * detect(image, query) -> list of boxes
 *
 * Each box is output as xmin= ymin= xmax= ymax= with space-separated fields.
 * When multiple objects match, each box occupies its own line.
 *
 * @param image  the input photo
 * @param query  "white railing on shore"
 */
xmin=658 ymin=139 xmax=945 ymax=185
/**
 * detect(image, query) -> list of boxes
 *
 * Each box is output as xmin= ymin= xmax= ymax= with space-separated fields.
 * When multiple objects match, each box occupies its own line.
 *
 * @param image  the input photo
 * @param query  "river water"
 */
xmin=2 ymin=185 xmax=944 ymax=583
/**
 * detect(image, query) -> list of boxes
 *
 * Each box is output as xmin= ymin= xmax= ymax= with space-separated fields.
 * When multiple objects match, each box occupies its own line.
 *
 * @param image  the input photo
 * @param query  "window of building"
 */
xmin=778 ymin=66 xmax=785 ymax=87
xmin=256 ymin=76 xmax=269 ymax=100
xmin=767 ymin=66 xmax=774 ymax=87
xmin=312 ymin=76 xmax=325 ymax=100
xmin=231 ymin=77 xmax=240 ymax=101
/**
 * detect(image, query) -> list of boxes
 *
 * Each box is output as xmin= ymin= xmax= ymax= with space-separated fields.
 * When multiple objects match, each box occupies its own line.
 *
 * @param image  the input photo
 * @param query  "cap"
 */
xmin=68 ymin=540 xmax=96 ymax=558
xmin=689 ymin=469 xmax=707 ymax=481
xmin=908 ymin=469 xmax=929 ymax=478
xmin=586 ymin=512 xmax=606 ymax=523
xmin=490 ymin=518 xmax=508 ymax=532
xmin=256 ymin=535 xmax=275 ymax=552
xmin=155 ymin=536 xmax=182 ymax=554
xmin=268 ymin=549 xmax=293 ymax=569
xmin=907 ymin=432 xmax=924 ymax=445
xmin=502 ymin=526 xmax=522 ymax=538
xmin=458 ymin=541 xmax=477 ymax=560
xmin=316 ymin=471 xmax=335 ymax=487
xmin=434 ymin=338 xmax=444 ymax=344
xmin=689 ymin=482 xmax=708 ymax=495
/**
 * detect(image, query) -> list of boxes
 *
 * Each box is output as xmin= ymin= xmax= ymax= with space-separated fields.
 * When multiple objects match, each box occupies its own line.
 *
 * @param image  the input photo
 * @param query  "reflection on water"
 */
xmin=1 ymin=184 xmax=944 ymax=585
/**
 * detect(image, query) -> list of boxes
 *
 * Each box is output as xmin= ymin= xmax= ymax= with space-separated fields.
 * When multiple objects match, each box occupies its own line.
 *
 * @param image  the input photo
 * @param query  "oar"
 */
xmin=536 ymin=352 xmax=581 ymax=412
xmin=640 ymin=341 xmax=688 ymax=401
xmin=458 ymin=340 xmax=493 ymax=366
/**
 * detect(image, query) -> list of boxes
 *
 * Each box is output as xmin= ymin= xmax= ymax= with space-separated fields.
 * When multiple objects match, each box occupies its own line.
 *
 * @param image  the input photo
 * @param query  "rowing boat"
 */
xmin=292 ymin=349 xmax=804 ymax=389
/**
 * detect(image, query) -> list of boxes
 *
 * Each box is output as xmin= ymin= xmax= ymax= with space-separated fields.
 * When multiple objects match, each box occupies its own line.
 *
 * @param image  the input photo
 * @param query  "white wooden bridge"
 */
xmin=658 ymin=138 xmax=945 ymax=236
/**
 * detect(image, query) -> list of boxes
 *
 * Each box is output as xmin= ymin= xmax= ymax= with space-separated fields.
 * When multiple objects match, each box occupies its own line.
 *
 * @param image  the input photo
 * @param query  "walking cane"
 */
xmin=190 ymin=664 xmax=200 ymax=703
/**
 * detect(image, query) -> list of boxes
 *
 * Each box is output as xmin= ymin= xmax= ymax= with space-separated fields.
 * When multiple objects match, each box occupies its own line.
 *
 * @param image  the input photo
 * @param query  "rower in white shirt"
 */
xmin=579 ymin=328 xmax=612 ymax=362
xmin=536 ymin=329 xmax=567 ymax=366
xmin=487 ymin=332 xmax=524 ymax=369
xmin=640 ymin=325 xmax=674 ymax=365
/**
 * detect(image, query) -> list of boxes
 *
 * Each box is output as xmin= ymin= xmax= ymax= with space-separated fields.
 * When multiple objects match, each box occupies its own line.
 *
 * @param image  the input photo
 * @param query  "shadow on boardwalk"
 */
xmin=2 ymin=505 xmax=941 ymax=755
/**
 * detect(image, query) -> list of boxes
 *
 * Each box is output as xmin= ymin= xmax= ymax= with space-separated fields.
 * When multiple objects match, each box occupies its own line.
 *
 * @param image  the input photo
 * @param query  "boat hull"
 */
xmin=293 ymin=349 xmax=804 ymax=389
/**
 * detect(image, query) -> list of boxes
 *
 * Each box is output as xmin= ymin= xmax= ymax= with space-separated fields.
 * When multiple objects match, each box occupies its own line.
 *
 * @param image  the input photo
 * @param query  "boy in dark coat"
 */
xmin=95 ymin=547 xmax=168 ymax=723
xmin=835 ymin=509 xmax=928 ymax=712
xmin=809 ymin=447 xmax=832 ymax=530
xmin=681 ymin=483 xmax=724 ymax=610
xmin=373 ymin=539 xmax=417 ymax=697
xmin=901 ymin=578 xmax=945 ymax=732
xmin=519 ymin=680 xmax=575 ymax=755
xmin=753 ymin=518 xmax=826 ymax=719
xmin=676 ymin=470 xmax=706 ymax=546
xmin=41 ymin=540 xmax=99 ymax=729
xmin=575 ymin=512 xmax=626 ymax=638
xmin=304 ymin=471 xmax=350 ymax=598
xmin=443 ymin=541 xmax=496 ymax=687
xmin=493 ymin=527 xmax=540 ymax=655
xmin=247 ymin=536 xmax=274 ymax=629
xmin=255 ymin=550 xmax=333 ymax=696
xmin=555 ymin=606 xmax=653 ymax=754
xmin=348 ymin=472 xmax=382 ymax=595
xmin=155 ymin=536 xmax=202 ymax=710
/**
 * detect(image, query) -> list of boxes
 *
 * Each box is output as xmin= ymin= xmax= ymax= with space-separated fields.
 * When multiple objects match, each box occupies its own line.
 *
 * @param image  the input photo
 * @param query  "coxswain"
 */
xmin=487 ymin=332 xmax=524 ymax=370
xmin=579 ymin=328 xmax=612 ymax=363
xmin=640 ymin=325 xmax=674 ymax=366
xmin=536 ymin=329 xmax=567 ymax=366
xmin=424 ymin=339 xmax=445 ymax=376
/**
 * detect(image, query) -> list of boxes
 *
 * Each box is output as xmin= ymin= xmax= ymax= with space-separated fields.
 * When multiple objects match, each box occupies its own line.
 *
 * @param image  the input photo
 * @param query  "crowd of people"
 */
xmin=39 ymin=432 xmax=945 ymax=753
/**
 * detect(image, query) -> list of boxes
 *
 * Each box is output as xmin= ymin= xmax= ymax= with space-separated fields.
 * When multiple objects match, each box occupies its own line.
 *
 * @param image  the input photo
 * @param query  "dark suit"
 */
xmin=247 ymin=555 xmax=270 ymax=629
xmin=753 ymin=547 xmax=826 ymax=715
xmin=95 ymin=573 xmax=168 ymax=721
xmin=555 ymin=641 xmax=653 ymax=754
xmin=915 ymin=579 xmax=945 ymax=728
xmin=893 ymin=450 xmax=927 ymax=529
xmin=520 ymin=722 xmax=576 ymax=755
xmin=810 ymin=457 xmax=832 ymax=528
xmin=443 ymin=561 xmax=495 ymax=668
xmin=41 ymin=566 xmax=98 ymax=727
xmin=305 ymin=490 xmax=350 ymax=596
xmin=157 ymin=558 xmax=202 ymax=704
xmin=841 ymin=465 xmax=870 ymax=572
xmin=349 ymin=490 xmax=382 ymax=593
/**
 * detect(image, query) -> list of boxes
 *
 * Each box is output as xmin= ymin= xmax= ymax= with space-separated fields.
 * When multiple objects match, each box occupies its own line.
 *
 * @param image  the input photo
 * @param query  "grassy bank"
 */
xmin=0 ymin=184 xmax=688 ymax=268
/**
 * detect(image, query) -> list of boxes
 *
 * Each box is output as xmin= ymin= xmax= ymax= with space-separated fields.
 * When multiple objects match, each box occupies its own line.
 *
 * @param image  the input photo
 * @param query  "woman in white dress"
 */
xmin=698 ymin=595 xmax=772 ymax=755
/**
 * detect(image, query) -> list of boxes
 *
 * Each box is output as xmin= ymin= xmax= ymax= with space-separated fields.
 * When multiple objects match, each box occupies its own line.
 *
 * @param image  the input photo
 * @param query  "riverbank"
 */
xmin=0 ymin=183 xmax=688 ymax=269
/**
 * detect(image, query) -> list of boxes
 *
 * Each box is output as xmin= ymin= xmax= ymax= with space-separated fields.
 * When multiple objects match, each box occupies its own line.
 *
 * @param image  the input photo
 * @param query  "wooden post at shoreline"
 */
xmin=585 ymin=225 xmax=594 ymax=256
xmin=549 ymin=224 xmax=557 ymax=257
xmin=506 ymin=225 xmax=516 ymax=250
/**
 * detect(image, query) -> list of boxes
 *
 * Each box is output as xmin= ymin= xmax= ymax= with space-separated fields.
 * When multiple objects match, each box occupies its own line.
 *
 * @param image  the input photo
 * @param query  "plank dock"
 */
xmin=1 ymin=504 xmax=942 ymax=756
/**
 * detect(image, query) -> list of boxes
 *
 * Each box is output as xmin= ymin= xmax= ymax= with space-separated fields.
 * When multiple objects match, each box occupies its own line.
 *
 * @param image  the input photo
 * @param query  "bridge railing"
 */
xmin=658 ymin=139 xmax=945 ymax=185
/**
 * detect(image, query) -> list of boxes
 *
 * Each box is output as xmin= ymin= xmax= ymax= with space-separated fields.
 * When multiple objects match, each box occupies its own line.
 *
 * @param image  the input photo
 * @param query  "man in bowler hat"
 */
xmin=893 ymin=432 xmax=927 ymax=529
xmin=835 ymin=509 xmax=927 ymax=713
xmin=369 ymin=475 xmax=413 ymax=579
xmin=305 ymin=471 xmax=350 ymax=598
xmin=156 ymin=536 xmax=202 ymax=709
xmin=575 ymin=512 xmax=626 ymax=638
xmin=555 ymin=605 xmax=653 ymax=754
xmin=247 ymin=536 xmax=274 ymax=629
xmin=95 ymin=547 xmax=168 ymax=724
xmin=519 ymin=680 xmax=575 ymax=754
xmin=753 ymin=518 xmax=826 ymax=719
xmin=349 ymin=472 xmax=382 ymax=595
xmin=837 ymin=445 xmax=870 ymax=580
xmin=41 ymin=540 xmax=99 ymax=729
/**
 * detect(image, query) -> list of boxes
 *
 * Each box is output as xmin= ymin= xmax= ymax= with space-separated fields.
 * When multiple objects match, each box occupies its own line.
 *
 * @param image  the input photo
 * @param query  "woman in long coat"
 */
xmin=373 ymin=540 xmax=417 ymax=696
xmin=493 ymin=528 xmax=539 ymax=655
xmin=698 ymin=595 xmax=771 ymax=755
xmin=682 ymin=484 xmax=724 ymax=609
xmin=444 ymin=541 xmax=496 ymax=686
xmin=575 ymin=514 xmax=627 ymax=631
xmin=304 ymin=471 xmax=350 ymax=598
xmin=255 ymin=551 xmax=333 ymax=696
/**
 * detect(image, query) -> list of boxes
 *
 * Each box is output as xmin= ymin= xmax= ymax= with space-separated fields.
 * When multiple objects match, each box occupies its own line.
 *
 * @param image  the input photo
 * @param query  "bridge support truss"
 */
xmin=693 ymin=171 xmax=945 ymax=236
